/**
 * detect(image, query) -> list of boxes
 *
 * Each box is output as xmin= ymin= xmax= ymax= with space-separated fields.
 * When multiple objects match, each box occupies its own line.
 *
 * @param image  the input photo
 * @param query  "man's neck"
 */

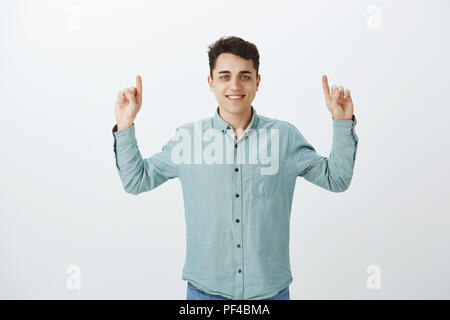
xmin=218 ymin=105 xmax=253 ymax=134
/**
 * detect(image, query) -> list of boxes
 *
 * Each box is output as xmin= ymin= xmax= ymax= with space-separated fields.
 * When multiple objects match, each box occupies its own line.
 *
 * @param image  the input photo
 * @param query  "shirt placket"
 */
xmin=227 ymin=128 xmax=244 ymax=300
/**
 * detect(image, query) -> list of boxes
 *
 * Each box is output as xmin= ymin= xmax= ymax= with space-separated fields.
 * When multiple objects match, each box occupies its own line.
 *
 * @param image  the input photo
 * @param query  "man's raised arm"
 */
xmin=112 ymin=75 xmax=179 ymax=195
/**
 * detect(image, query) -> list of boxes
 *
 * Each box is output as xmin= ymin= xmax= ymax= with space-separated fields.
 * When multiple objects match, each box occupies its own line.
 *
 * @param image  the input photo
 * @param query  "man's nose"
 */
xmin=229 ymin=77 xmax=243 ymax=90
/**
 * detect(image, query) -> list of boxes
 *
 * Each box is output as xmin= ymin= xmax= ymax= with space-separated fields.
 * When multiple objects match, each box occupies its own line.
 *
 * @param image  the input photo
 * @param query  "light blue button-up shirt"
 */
xmin=112 ymin=106 xmax=358 ymax=300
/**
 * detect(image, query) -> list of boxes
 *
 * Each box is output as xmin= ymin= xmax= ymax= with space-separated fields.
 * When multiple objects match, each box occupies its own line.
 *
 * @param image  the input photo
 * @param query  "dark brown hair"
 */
xmin=207 ymin=36 xmax=260 ymax=79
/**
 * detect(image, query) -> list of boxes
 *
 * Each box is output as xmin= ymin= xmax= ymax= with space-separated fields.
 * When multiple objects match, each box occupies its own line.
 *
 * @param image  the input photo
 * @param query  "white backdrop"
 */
xmin=1 ymin=0 xmax=449 ymax=299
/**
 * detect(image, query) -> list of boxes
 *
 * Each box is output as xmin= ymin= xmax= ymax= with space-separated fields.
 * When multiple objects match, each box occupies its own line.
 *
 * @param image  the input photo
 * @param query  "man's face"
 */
xmin=208 ymin=53 xmax=261 ymax=114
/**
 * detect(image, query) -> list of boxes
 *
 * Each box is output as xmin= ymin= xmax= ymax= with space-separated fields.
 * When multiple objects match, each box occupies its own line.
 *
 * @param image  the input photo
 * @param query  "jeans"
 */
xmin=186 ymin=281 xmax=290 ymax=300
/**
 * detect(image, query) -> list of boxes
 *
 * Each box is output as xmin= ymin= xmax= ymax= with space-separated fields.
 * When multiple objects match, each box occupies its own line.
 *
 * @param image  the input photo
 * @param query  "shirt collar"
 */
xmin=213 ymin=105 xmax=258 ymax=134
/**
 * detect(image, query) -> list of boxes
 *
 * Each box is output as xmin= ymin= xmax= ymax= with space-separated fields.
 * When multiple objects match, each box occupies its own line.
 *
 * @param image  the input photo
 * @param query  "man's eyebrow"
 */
xmin=217 ymin=70 xmax=253 ymax=74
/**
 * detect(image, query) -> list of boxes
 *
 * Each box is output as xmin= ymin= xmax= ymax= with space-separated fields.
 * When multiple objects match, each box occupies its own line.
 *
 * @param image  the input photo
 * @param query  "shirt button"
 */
xmin=237 ymin=244 xmax=241 ymax=248
xmin=236 ymin=219 xmax=240 ymax=223
xmin=234 ymin=168 xmax=239 ymax=172
xmin=234 ymin=143 xmax=237 ymax=148
xmin=238 ymin=269 xmax=241 ymax=273
xmin=235 ymin=194 xmax=239 ymax=198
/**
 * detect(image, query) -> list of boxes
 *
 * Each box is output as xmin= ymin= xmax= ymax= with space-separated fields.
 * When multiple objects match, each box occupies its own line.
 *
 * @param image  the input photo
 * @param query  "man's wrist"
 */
xmin=332 ymin=115 xmax=353 ymax=121
xmin=117 ymin=122 xmax=134 ymax=131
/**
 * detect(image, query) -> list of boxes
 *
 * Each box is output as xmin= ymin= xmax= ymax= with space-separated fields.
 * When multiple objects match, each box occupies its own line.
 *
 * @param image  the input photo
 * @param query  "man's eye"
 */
xmin=220 ymin=75 xmax=250 ymax=80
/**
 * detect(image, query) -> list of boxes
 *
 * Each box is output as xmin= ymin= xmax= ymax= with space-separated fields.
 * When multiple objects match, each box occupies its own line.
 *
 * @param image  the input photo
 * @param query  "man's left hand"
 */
xmin=322 ymin=74 xmax=354 ymax=120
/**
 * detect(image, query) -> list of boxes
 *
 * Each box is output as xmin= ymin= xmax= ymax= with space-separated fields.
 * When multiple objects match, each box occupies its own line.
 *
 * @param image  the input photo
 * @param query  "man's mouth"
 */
xmin=226 ymin=95 xmax=245 ymax=102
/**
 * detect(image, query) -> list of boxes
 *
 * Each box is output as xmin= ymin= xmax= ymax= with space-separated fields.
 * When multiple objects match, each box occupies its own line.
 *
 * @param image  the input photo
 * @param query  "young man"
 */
xmin=112 ymin=36 xmax=358 ymax=300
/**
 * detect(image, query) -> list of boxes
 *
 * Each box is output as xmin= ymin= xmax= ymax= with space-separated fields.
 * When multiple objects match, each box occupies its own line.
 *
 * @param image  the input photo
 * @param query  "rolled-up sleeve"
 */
xmin=112 ymin=124 xmax=179 ymax=195
xmin=291 ymin=114 xmax=359 ymax=192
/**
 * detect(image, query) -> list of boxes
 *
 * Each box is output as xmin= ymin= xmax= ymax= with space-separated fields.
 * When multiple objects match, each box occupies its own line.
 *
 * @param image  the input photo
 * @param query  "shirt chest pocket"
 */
xmin=250 ymin=160 xmax=287 ymax=199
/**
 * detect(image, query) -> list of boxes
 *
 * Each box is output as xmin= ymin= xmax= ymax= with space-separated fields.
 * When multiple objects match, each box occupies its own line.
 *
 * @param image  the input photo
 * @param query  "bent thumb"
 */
xmin=125 ymin=88 xmax=137 ymax=105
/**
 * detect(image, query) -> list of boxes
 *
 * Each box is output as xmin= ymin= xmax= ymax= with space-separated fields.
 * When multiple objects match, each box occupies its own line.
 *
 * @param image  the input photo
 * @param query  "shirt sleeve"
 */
xmin=290 ymin=114 xmax=359 ymax=192
xmin=112 ymin=123 xmax=179 ymax=195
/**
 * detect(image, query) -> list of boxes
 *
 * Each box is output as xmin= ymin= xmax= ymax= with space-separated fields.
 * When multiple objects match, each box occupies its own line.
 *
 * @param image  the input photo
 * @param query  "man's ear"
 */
xmin=208 ymin=75 xmax=214 ymax=92
xmin=256 ymin=74 xmax=261 ymax=91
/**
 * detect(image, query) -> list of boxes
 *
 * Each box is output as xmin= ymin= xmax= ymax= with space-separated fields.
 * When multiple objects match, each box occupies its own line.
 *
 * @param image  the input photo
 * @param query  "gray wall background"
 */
xmin=1 ymin=0 xmax=449 ymax=299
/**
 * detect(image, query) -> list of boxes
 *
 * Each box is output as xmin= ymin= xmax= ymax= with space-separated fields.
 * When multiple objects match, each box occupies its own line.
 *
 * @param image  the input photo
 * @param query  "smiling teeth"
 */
xmin=228 ymin=96 xmax=243 ymax=99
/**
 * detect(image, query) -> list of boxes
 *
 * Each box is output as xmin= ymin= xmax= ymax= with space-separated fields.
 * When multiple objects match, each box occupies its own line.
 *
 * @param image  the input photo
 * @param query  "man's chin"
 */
xmin=220 ymin=102 xmax=251 ymax=114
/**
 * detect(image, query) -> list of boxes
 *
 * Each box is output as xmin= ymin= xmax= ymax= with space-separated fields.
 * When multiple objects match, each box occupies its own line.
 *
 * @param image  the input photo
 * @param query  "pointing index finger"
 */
xmin=322 ymin=74 xmax=331 ymax=100
xmin=136 ymin=75 xmax=142 ymax=96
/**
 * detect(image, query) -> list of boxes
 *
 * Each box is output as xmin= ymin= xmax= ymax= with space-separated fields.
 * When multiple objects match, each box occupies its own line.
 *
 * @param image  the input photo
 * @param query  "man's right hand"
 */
xmin=115 ymin=75 xmax=143 ymax=130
